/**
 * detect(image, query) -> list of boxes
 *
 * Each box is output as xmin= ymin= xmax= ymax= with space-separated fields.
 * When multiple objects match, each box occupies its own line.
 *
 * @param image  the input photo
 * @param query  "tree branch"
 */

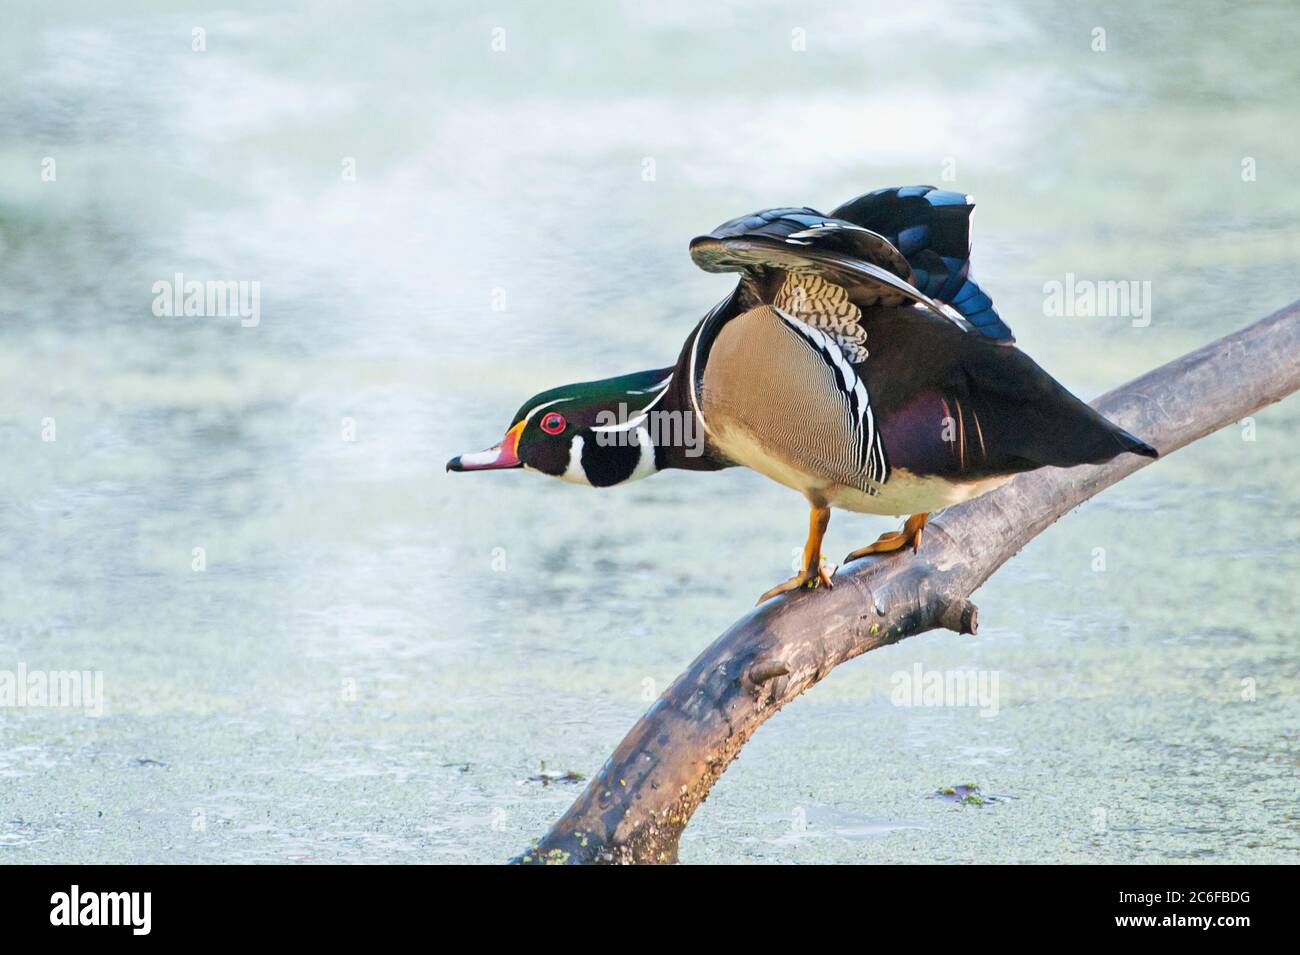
xmin=513 ymin=301 xmax=1300 ymax=865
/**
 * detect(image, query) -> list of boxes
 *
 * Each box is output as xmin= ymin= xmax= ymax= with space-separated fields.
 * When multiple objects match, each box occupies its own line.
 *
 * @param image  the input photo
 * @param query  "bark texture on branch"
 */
xmin=514 ymin=301 xmax=1300 ymax=865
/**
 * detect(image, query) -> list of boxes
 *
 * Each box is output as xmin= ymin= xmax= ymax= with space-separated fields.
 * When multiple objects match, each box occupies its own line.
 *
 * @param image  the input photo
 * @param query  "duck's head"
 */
xmin=446 ymin=367 xmax=678 ymax=487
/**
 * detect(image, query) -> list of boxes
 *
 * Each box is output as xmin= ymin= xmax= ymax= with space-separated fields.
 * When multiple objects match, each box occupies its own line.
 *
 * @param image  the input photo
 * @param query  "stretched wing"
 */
xmin=686 ymin=205 xmax=972 ymax=406
xmin=688 ymin=207 xmax=962 ymax=333
xmin=830 ymin=185 xmax=1013 ymax=342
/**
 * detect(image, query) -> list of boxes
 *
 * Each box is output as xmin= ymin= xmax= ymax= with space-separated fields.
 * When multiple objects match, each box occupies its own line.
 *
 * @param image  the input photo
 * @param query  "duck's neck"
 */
xmin=561 ymin=367 xmax=719 ymax=487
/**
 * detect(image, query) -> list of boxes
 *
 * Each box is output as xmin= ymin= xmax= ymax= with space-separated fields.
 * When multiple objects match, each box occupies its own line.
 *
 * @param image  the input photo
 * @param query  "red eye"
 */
xmin=539 ymin=412 xmax=566 ymax=435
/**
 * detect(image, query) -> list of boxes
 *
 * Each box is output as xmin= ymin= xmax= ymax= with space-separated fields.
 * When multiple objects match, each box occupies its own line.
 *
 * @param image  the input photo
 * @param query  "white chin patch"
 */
xmin=557 ymin=435 xmax=590 ymax=485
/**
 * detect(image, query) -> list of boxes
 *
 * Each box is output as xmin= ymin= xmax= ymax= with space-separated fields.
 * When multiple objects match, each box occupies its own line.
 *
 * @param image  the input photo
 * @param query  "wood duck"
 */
xmin=449 ymin=185 xmax=1157 ymax=603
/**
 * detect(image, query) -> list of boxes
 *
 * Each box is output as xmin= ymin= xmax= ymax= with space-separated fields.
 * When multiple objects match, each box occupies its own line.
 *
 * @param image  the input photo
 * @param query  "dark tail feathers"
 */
xmin=1116 ymin=428 xmax=1159 ymax=459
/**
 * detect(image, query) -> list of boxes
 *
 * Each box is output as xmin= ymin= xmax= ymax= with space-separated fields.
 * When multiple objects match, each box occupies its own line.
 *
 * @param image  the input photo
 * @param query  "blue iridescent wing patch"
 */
xmin=830 ymin=185 xmax=1014 ymax=343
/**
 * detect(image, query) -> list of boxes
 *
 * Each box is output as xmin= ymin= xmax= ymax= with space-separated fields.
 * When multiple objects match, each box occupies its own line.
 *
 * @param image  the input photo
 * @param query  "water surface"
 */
xmin=1 ymin=0 xmax=1297 ymax=863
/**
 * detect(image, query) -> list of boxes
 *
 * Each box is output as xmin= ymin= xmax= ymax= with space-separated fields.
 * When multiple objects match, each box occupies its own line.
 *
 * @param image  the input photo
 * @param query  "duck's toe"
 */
xmin=756 ymin=557 xmax=837 ymax=605
xmin=845 ymin=513 xmax=928 ymax=562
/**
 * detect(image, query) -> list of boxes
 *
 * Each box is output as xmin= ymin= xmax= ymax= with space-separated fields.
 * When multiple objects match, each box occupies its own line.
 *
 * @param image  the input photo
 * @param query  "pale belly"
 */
xmin=712 ymin=420 xmax=1011 ymax=517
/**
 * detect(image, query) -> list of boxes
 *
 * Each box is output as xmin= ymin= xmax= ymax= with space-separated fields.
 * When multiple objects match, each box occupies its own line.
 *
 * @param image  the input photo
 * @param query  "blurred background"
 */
xmin=0 ymin=0 xmax=1296 ymax=863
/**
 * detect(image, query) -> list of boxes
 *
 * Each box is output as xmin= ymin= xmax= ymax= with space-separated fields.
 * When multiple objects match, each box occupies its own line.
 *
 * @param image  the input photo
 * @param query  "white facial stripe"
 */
xmin=590 ymin=414 xmax=646 ymax=434
xmin=522 ymin=396 xmax=572 ymax=425
xmin=638 ymin=377 xmax=672 ymax=412
xmin=558 ymin=435 xmax=589 ymax=485
xmin=588 ymin=375 xmax=672 ymax=434
xmin=626 ymin=375 xmax=672 ymax=396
